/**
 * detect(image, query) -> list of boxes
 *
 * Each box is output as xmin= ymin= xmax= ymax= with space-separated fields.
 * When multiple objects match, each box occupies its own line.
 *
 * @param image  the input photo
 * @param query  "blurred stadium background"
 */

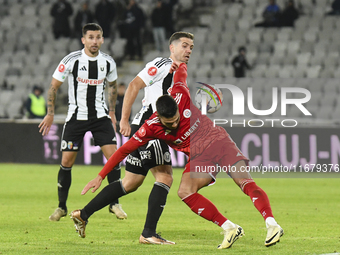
xmin=0 ymin=0 xmax=339 ymax=125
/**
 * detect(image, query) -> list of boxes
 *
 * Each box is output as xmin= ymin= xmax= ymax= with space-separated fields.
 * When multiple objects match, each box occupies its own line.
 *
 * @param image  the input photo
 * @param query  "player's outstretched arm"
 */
xmin=120 ymin=76 xmax=146 ymax=136
xmin=38 ymin=78 xmax=63 ymax=136
xmin=173 ymin=63 xmax=187 ymax=84
xmin=81 ymin=175 xmax=103 ymax=195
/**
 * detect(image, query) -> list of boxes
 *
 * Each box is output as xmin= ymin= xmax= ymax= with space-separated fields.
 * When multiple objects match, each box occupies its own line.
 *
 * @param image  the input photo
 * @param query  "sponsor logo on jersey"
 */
xmin=138 ymin=127 xmax=146 ymax=137
xmin=236 ymin=152 xmax=242 ymax=157
xmin=126 ymin=154 xmax=142 ymax=167
xmin=61 ymin=140 xmax=67 ymax=150
xmin=133 ymin=134 xmax=143 ymax=143
xmin=140 ymin=150 xmax=151 ymax=160
xmin=80 ymin=66 xmax=87 ymax=71
xmin=181 ymin=118 xmax=200 ymax=141
xmin=174 ymin=138 xmax=182 ymax=144
xmin=77 ymin=77 xmax=104 ymax=85
xmin=73 ymin=143 xmax=79 ymax=150
xmin=68 ymin=141 xmax=73 ymax=150
xmin=164 ymin=152 xmax=171 ymax=162
xmin=183 ymin=109 xmax=191 ymax=118
xmin=58 ymin=64 xmax=65 ymax=72
xmin=148 ymin=66 xmax=157 ymax=76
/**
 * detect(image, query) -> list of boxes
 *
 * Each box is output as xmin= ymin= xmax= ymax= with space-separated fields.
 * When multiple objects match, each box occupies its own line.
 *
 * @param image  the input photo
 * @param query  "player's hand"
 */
xmin=109 ymin=111 xmax=117 ymax=133
xmin=169 ymin=62 xmax=179 ymax=74
xmin=38 ymin=114 xmax=54 ymax=136
xmin=81 ymin=175 xmax=103 ymax=195
xmin=120 ymin=118 xmax=131 ymax=137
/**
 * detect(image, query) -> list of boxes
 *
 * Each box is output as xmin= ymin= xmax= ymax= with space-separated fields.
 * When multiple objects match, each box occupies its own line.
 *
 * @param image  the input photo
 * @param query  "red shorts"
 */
xmin=183 ymin=134 xmax=249 ymax=184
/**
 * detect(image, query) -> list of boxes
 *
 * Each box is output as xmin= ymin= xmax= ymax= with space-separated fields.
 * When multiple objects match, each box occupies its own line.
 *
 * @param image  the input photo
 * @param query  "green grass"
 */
xmin=0 ymin=163 xmax=339 ymax=255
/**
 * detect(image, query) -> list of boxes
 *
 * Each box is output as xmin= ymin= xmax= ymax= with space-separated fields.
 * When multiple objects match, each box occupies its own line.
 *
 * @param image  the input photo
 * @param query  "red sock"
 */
xmin=241 ymin=179 xmax=274 ymax=220
xmin=183 ymin=193 xmax=227 ymax=227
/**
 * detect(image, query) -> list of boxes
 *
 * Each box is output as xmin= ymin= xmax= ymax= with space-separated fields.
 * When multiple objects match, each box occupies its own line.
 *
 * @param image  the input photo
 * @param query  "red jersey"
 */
xmin=99 ymin=64 xmax=228 ymax=179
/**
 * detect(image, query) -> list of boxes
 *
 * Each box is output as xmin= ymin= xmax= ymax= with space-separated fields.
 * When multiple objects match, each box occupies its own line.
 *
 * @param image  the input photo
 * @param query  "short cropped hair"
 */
xmin=82 ymin=23 xmax=103 ymax=36
xmin=156 ymin=95 xmax=178 ymax=118
xmin=169 ymin=31 xmax=194 ymax=45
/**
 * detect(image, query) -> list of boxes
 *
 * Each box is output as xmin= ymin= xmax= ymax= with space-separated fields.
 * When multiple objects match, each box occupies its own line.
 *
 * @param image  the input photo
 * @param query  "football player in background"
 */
xmin=39 ymin=23 xmax=126 ymax=222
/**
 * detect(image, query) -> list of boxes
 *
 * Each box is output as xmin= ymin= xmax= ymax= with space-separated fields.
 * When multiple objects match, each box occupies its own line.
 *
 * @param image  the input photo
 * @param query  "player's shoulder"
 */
xmin=145 ymin=116 xmax=160 ymax=126
xmin=99 ymin=51 xmax=116 ymax=64
xmin=147 ymin=57 xmax=172 ymax=68
xmin=60 ymin=50 xmax=82 ymax=65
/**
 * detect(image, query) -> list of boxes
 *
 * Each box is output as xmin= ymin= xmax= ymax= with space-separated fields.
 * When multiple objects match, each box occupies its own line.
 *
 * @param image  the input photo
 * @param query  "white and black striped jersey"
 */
xmin=53 ymin=49 xmax=118 ymax=121
xmin=132 ymin=57 xmax=174 ymax=126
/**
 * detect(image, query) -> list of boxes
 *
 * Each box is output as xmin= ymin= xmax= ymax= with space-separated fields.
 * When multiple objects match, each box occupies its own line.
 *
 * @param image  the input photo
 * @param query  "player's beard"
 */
xmin=89 ymin=46 xmax=99 ymax=55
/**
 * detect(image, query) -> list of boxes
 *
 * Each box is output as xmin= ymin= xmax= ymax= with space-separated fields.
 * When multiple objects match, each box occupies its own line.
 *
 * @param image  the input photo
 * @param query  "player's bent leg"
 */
xmin=70 ymin=174 xmax=144 ymax=238
xmin=108 ymin=166 xmax=127 ymax=220
xmin=49 ymin=151 xmax=77 ymax=221
xmin=177 ymin=171 xmax=211 ymax=199
xmin=121 ymin=171 xmax=146 ymax=193
xmin=230 ymin=160 xmax=283 ymax=247
xmin=101 ymin=144 xmax=127 ymax=219
xmin=179 ymin=172 xmax=244 ymax=249
xmin=139 ymin=165 xmax=175 ymax=245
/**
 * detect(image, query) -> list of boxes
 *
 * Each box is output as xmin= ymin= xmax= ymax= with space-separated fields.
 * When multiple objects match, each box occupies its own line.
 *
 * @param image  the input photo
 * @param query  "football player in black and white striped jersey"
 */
xmin=119 ymin=32 xmax=194 ymax=244
xmin=39 ymin=23 xmax=126 ymax=222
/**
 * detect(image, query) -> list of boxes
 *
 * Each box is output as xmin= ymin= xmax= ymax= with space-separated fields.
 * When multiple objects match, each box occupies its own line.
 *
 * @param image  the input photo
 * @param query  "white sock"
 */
xmin=221 ymin=220 xmax=237 ymax=230
xmin=265 ymin=217 xmax=278 ymax=228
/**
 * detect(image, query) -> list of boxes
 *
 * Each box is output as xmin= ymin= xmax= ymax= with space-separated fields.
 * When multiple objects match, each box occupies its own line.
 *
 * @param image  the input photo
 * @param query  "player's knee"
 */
xmin=177 ymin=187 xmax=191 ymax=200
xmin=155 ymin=174 xmax=173 ymax=187
xmin=122 ymin=177 xmax=144 ymax=193
xmin=60 ymin=161 xmax=74 ymax=168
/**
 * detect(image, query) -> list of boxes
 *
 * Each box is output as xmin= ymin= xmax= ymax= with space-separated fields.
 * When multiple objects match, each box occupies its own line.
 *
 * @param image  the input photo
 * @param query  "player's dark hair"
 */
xmin=169 ymin=31 xmax=194 ymax=45
xmin=156 ymin=95 xmax=178 ymax=118
xmin=82 ymin=23 xmax=103 ymax=36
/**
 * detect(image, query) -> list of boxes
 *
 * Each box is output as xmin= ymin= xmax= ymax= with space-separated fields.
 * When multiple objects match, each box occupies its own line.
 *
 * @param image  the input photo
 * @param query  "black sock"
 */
xmin=142 ymin=182 xmax=170 ymax=237
xmin=107 ymin=165 xmax=121 ymax=206
xmin=81 ymin=180 xmax=126 ymax=221
xmin=57 ymin=165 xmax=72 ymax=211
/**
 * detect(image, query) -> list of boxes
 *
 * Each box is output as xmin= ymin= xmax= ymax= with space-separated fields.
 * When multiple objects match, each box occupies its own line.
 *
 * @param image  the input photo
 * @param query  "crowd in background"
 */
xmin=50 ymin=0 xmax=178 ymax=60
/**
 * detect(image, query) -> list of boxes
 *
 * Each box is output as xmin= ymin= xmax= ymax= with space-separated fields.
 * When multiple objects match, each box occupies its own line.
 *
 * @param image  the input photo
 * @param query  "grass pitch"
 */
xmin=0 ymin=163 xmax=339 ymax=255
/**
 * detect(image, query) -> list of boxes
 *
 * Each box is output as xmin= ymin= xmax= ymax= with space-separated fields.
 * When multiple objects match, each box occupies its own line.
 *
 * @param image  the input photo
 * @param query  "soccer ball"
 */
xmin=195 ymin=83 xmax=223 ymax=113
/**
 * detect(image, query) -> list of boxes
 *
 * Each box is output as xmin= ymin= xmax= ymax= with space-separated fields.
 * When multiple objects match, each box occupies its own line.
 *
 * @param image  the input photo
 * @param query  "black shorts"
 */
xmin=60 ymin=117 xmax=116 ymax=151
xmin=125 ymin=124 xmax=172 ymax=176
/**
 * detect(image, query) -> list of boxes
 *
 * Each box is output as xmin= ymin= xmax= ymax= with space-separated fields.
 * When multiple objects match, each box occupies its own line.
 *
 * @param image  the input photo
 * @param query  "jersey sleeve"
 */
xmin=171 ymin=63 xmax=190 ymax=96
xmin=106 ymin=59 xmax=118 ymax=83
xmin=98 ymin=123 xmax=153 ymax=179
xmin=137 ymin=57 xmax=172 ymax=86
xmin=52 ymin=54 xmax=74 ymax=82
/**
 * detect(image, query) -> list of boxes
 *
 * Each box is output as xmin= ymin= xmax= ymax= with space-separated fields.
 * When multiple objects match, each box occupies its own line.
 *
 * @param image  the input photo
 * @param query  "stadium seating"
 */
xmin=0 ymin=0 xmax=339 ymax=126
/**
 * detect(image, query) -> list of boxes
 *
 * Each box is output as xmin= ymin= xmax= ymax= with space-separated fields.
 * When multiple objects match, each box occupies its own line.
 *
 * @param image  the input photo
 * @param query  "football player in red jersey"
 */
xmin=71 ymin=63 xmax=283 ymax=249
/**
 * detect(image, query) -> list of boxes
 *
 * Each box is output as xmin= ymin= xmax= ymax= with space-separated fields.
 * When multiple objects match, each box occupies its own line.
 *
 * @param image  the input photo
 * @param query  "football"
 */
xmin=195 ymin=83 xmax=223 ymax=113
